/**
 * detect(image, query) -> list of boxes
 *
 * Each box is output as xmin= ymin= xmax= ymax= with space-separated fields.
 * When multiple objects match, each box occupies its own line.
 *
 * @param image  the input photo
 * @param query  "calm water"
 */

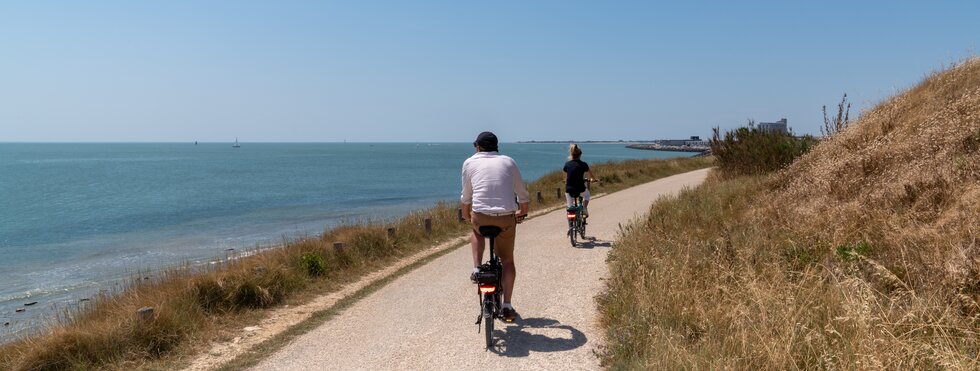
xmin=0 ymin=142 xmax=685 ymax=339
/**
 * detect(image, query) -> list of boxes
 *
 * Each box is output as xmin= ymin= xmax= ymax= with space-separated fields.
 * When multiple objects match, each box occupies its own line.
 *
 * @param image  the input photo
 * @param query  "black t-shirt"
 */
xmin=563 ymin=159 xmax=590 ymax=194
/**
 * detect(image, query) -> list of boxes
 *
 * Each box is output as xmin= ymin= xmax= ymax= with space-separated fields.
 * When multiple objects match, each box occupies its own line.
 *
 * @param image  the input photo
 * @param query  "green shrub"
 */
xmin=300 ymin=252 xmax=327 ymax=277
xmin=710 ymin=122 xmax=817 ymax=176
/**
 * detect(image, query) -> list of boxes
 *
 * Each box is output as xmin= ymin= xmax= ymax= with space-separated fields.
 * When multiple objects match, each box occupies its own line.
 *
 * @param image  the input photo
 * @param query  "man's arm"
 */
xmin=461 ymin=161 xmax=473 ymax=221
xmin=511 ymin=160 xmax=530 ymax=217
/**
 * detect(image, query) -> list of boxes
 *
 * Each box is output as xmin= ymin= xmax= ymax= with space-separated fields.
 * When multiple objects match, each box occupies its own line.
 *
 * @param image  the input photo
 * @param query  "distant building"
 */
xmin=758 ymin=118 xmax=788 ymax=134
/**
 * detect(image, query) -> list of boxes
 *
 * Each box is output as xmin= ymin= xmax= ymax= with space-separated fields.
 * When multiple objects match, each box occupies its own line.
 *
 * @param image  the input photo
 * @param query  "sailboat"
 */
xmin=232 ymin=138 xmax=241 ymax=148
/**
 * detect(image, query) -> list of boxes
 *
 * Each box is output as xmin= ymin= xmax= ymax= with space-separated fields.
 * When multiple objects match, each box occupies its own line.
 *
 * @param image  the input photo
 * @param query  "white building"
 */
xmin=758 ymin=118 xmax=788 ymax=134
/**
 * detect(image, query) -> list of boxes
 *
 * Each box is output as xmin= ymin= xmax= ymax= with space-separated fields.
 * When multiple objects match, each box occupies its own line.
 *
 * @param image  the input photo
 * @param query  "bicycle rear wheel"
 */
xmin=484 ymin=298 xmax=494 ymax=348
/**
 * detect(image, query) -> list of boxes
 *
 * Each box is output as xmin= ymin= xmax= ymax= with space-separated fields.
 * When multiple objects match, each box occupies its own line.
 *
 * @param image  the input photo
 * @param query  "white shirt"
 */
xmin=460 ymin=151 xmax=530 ymax=214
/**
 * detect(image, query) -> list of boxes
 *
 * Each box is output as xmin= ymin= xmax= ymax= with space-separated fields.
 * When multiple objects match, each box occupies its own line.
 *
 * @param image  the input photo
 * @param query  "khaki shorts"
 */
xmin=471 ymin=212 xmax=517 ymax=261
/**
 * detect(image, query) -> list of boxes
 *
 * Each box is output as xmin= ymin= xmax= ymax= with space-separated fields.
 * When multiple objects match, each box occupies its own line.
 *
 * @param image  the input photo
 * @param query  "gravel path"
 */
xmin=253 ymin=168 xmax=710 ymax=370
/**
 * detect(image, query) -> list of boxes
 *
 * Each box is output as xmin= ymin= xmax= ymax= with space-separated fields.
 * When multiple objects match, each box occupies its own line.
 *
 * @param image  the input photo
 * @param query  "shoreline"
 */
xmin=0 ymin=201 xmax=440 ymax=343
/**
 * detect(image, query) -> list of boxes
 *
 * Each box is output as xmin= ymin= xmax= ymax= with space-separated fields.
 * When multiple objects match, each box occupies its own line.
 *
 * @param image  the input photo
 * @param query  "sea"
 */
xmin=0 ymin=142 xmax=687 ymax=340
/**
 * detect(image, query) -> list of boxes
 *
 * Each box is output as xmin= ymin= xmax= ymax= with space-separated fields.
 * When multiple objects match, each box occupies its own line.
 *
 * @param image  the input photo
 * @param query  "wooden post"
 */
xmin=387 ymin=228 xmax=396 ymax=238
xmin=333 ymin=242 xmax=343 ymax=253
xmin=556 ymin=188 xmax=562 ymax=199
xmin=457 ymin=208 xmax=463 ymax=221
xmin=137 ymin=307 xmax=154 ymax=323
xmin=424 ymin=218 xmax=432 ymax=234
xmin=536 ymin=191 xmax=543 ymax=203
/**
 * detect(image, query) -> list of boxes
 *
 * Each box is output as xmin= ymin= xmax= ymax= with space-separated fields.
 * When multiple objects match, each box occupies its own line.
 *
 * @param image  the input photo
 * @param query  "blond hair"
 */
xmin=569 ymin=144 xmax=583 ymax=160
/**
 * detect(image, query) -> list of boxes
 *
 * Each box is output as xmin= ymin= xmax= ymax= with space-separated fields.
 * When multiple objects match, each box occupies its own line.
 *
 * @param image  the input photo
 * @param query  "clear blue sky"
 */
xmin=1 ymin=1 xmax=977 ymax=142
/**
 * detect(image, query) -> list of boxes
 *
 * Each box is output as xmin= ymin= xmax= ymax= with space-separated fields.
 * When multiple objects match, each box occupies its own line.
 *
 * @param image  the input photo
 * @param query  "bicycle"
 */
xmin=472 ymin=225 xmax=504 ymax=349
xmin=566 ymin=197 xmax=586 ymax=246
xmin=566 ymin=179 xmax=596 ymax=247
xmin=468 ymin=212 xmax=525 ymax=349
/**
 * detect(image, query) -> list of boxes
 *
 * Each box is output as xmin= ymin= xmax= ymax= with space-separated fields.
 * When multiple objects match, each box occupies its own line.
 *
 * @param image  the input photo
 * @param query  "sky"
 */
xmin=1 ymin=1 xmax=977 ymax=142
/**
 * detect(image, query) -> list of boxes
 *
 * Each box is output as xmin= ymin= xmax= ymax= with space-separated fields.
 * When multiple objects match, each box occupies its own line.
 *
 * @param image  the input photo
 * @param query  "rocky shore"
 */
xmin=625 ymin=143 xmax=710 ymax=154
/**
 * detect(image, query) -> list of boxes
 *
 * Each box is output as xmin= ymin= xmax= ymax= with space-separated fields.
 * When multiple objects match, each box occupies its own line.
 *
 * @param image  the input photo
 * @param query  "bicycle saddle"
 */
xmin=478 ymin=226 xmax=503 ymax=238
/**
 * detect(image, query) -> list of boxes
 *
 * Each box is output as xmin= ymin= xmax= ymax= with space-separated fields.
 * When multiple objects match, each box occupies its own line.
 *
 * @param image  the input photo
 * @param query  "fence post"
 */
xmin=424 ymin=218 xmax=432 ymax=234
xmin=556 ymin=188 xmax=562 ymax=199
xmin=137 ymin=307 xmax=154 ymax=323
xmin=387 ymin=228 xmax=396 ymax=238
xmin=333 ymin=242 xmax=343 ymax=253
xmin=536 ymin=191 xmax=543 ymax=203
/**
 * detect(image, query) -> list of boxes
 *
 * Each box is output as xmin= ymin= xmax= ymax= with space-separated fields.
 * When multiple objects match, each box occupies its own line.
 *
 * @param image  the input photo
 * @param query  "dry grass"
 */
xmin=600 ymin=58 xmax=980 ymax=369
xmin=0 ymin=155 xmax=713 ymax=371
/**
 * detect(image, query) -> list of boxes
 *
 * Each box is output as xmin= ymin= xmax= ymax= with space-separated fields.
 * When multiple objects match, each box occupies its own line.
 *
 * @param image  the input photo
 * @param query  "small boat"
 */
xmin=233 ymin=138 xmax=241 ymax=148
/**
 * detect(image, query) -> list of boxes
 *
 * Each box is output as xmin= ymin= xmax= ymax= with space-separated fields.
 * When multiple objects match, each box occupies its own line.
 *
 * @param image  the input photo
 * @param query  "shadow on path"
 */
xmin=576 ymin=237 xmax=612 ymax=249
xmin=490 ymin=317 xmax=587 ymax=357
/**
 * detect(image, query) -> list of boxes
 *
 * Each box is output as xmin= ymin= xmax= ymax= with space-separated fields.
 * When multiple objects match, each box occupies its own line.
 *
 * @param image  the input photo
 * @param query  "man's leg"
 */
xmin=494 ymin=215 xmax=518 ymax=304
xmin=470 ymin=213 xmax=486 ymax=268
xmin=471 ymin=229 xmax=485 ymax=267
xmin=494 ymin=216 xmax=518 ymax=322
xmin=501 ymin=258 xmax=516 ymax=303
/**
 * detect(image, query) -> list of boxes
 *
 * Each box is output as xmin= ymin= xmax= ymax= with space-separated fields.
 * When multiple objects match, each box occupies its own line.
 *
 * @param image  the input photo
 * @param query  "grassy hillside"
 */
xmin=600 ymin=58 xmax=980 ymax=369
xmin=0 ymin=155 xmax=712 ymax=371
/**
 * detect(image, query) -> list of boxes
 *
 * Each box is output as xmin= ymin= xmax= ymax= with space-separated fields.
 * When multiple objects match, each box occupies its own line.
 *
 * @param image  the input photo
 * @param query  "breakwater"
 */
xmin=626 ymin=143 xmax=710 ymax=153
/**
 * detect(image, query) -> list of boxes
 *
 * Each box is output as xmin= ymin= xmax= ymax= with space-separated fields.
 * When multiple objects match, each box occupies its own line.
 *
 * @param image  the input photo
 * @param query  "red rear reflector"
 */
xmin=479 ymin=285 xmax=496 ymax=293
xmin=567 ymin=213 xmax=576 ymax=220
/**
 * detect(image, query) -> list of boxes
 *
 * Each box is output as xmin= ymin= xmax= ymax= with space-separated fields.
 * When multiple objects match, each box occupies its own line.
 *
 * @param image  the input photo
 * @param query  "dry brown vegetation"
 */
xmin=600 ymin=58 xmax=980 ymax=369
xmin=0 ymin=155 xmax=713 ymax=371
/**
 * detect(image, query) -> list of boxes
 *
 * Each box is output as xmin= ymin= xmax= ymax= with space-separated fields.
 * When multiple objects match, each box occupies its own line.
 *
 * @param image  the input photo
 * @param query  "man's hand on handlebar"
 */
xmin=515 ymin=202 xmax=529 ymax=224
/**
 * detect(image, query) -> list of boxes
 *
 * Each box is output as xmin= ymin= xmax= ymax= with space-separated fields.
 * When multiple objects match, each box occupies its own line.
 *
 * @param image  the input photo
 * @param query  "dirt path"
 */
xmin=242 ymin=168 xmax=711 ymax=370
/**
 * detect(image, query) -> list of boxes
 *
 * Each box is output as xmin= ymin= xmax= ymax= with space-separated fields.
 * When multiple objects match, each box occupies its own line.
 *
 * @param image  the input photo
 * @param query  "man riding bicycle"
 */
xmin=563 ymin=144 xmax=597 ymax=218
xmin=460 ymin=131 xmax=530 ymax=322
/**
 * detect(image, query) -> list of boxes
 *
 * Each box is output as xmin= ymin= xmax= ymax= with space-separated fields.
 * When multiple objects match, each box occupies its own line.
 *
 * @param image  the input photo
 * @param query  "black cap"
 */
xmin=473 ymin=131 xmax=498 ymax=152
